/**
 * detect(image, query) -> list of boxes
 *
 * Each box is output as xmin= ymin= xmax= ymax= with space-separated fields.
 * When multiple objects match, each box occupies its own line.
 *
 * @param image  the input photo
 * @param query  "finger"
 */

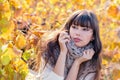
xmin=83 ymin=50 xmax=92 ymax=58
xmin=63 ymin=38 xmax=70 ymax=43
xmin=86 ymin=49 xmax=93 ymax=54
xmin=59 ymin=35 xmax=70 ymax=42
xmin=89 ymin=49 xmax=95 ymax=56
xmin=59 ymin=34 xmax=70 ymax=41
xmin=60 ymin=31 xmax=69 ymax=37
xmin=88 ymin=49 xmax=92 ymax=55
xmin=87 ymin=50 xmax=94 ymax=59
xmin=63 ymin=35 xmax=70 ymax=40
xmin=91 ymin=50 xmax=95 ymax=56
xmin=83 ymin=50 xmax=88 ymax=58
xmin=59 ymin=36 xmax=70 ymax=41
xmin=83 ymin=50 xmax=88 ymax=55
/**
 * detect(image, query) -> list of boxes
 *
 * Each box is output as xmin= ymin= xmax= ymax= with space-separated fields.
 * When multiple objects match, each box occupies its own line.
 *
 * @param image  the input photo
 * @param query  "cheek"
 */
xmin=82 ymin=33 xmax=92 ymax=40
xmin=69 ymin=32 xmax=73 ymax=40
xmin=85 ymin=35 xmax=93 ymax=41
xmin=69 ymin=29 xmax=74 ymax=37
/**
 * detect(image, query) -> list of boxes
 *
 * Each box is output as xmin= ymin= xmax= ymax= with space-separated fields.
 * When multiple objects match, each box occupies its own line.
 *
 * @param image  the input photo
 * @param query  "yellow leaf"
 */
xmin=107 ymin=4 xmax=119 ymax=19
xmin=15 ymin=33 xmax=27 ymax=49
xmin=49 ymin=0 xmax=58 ymax=4
xmin=102 ymin=59 xmax=108 ymax=65
xmin=112 ymin=53 xmax=120 ymax=62
xmin=8 ymin=41 xmax=13 ymax=48
xmin=0 ymin=1 xmax=10 ymax=12
xmin=0 ymin=21 xmax=15 ymax=40
xmin=21 ymin=0 xmax=29 ymax=9
xmin=26 ymin=0 xmax=31 ymax=5
xmin=112 ymin=69 xmax=120 ymax=80
xmin=32 ymin=30 xmax=46 ymax=38
xmin=12 ymin=58 xmax=28 ymax=72
xmin=9 ymin=0 xmax=21 ymax=9
xmin=0 ymin=37 xmax=6 ymax=45
xmin=1 ymin=47 xmax=17 ymax=60
xmin=5 ymin=48 xmax=17 ymax=58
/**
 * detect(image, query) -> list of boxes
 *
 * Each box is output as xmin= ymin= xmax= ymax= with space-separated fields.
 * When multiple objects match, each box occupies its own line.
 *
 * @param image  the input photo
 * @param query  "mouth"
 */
xmin=73 ymin=38 xmax=82 ymax=42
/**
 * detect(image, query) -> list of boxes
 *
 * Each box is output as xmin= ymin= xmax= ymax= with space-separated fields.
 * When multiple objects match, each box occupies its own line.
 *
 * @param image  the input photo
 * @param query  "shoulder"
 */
xmin=25 ymin=60 xmax=53 ymax=80
xmin=26 ymin=61 xmax=64 ymax=80
xmin=84 ymin=72 xmax=96 ymax=80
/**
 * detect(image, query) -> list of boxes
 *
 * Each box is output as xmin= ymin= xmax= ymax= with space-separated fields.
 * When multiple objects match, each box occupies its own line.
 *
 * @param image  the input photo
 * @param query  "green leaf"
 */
xmin=22 ymin=51 xmax=30 ymax=61
xmin=0 ymin=0 xmax=6 ymax=3
xmin=0 ymin=46 xmax=2 ymax=54
xmin=21 ymin=48 xmax=35 ymax=61
xmin=0 ymin=18 xmax=8 ymax=25
xmin=1 ymin=54 xmax=11 ymax=65
xmin=0 ymin=77 xmax=5 ymax=80
xmin=0 ymin=68 xmax=5 ymax=75
xmin=0 ymin=18 xmax=9 ymax=34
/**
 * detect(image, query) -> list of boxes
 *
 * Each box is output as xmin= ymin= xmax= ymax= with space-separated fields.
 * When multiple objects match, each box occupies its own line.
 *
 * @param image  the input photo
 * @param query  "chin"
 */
xmin=75 ymin=43 xmax=87 ymax=48
xmin=75 ymin=43 xmax=82 ymax=47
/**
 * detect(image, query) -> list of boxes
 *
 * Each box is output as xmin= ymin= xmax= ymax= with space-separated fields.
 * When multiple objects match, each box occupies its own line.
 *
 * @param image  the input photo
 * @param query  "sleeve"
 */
xmin=25 ymin=69 xmax=39 ymax=80
xmin=25 ymin=58 xmax=64 ymax=80
xmin=84 ymin=72 xmax=96 ymax=80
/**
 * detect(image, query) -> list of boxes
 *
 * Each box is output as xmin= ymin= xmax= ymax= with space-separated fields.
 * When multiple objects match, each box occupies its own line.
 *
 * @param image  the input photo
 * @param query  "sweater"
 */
xmin=25 ymin=58 xmax=96 ymax=80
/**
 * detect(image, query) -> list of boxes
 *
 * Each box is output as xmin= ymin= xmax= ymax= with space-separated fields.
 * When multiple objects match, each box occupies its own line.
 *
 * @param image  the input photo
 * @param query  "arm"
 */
xmin=53 ymin=31 xmax=70 ymax=77
xmin=40 ymin=52 xmax=67 ymax=80
xmin=25 ymin=57 xmax=65 ymax=80
xmin=66 ymin=60 xmax=81 ymax=80
xmin=42 ymin=31 xmax=70 ymax=79
xmin=53 ymin=52 xmax=67 ymax=77
xmin=25 ymin=31 xmax=70 ymax=80
xmin=66 ymin=49 xmax=95 ymax=80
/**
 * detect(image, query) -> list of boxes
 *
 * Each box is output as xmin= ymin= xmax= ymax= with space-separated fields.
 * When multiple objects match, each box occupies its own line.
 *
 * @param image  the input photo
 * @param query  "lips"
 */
xmin=73 ymin=38 xmax=82 ymax=42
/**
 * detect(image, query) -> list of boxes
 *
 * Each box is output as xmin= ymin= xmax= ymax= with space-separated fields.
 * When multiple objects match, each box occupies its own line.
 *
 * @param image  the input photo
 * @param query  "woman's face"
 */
xmin=69 ymin=24 xmax=93 ymax=47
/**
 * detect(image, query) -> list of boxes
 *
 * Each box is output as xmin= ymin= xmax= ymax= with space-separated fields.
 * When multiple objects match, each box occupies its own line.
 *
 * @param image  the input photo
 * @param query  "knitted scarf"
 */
xmin=64 ymin=40 xmax=97 ymax=80
xmin=45 ymin=40 xmax=97 ymax=80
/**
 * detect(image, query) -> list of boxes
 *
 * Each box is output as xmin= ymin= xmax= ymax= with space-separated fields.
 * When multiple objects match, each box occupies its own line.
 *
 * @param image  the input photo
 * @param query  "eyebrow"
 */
xmin=72 ymin=24 xmax=91 ymax=29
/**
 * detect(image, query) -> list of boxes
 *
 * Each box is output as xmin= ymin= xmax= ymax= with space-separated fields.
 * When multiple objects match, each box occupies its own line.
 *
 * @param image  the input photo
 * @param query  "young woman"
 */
xmin=26 ymin=10 xmax=102 ymax=80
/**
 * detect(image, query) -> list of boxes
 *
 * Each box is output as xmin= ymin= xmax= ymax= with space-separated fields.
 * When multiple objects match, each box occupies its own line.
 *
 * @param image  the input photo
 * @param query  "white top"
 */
xmin=25 ymin=58 xmax=64 ymax=80
xmin=25 ymin=58 xmax=96 ymax=80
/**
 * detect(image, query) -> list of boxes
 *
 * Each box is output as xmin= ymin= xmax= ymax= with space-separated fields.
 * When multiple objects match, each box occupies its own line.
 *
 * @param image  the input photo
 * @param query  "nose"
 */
xmin=76 ymin=33 xmax=80 ymax=36
xmin=75 ymin=31 xmax=81 ymax=36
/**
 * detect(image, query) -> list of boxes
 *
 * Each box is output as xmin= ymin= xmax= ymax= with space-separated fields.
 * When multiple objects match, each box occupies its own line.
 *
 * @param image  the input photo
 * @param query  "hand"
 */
xmin=58 ymin=31 xmax=70 ymax=54
xmin=75 ymin=49 xmax=95 ymax=65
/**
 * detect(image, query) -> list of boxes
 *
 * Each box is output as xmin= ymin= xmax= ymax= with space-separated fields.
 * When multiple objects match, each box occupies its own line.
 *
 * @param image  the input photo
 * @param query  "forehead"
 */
xmin=72 ymin=13 xmax=92 ymax=28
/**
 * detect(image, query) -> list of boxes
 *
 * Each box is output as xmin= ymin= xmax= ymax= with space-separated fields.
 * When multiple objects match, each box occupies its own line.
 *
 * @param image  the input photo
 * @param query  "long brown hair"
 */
xmin=36 ymin=10 xmax=102 ymax=79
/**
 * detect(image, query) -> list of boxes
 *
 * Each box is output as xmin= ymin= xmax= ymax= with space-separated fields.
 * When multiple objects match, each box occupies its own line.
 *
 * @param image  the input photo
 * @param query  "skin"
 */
xmin=70 ymin=24 xmax=94 ymax=47
xmin=53 ymin=31 xmax=70 ymax=76
xmin=53 ymin=25 xmax=95 ymax=79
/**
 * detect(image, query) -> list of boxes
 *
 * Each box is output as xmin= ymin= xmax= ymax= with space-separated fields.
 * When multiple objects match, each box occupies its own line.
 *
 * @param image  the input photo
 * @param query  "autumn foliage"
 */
xmin=0 ymin=0 xmax=120 ymax=80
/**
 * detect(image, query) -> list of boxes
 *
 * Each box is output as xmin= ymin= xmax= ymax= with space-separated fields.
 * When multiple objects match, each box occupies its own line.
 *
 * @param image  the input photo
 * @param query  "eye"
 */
xmin=83 ymin=27 xmax=90 ymax=31
xmin=71 ymin=25 xmax=78 ymax=29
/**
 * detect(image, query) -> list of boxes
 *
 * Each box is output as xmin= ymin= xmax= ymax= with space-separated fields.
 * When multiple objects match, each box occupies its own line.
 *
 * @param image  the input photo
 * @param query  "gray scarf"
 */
xmin=45 ymin=40 xmax=97 ymax=80
xmin=64 ymin=40 xmax=97 ymax=80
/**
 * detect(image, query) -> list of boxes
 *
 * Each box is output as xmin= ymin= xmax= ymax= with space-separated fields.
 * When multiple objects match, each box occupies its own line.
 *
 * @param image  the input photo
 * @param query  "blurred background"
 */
xmin=0 ymin=0 xmax=120 ymax=80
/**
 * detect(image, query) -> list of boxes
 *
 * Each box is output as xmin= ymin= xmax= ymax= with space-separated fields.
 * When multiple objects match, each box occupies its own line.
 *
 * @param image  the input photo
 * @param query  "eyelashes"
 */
xmin=71 ymin=25 xmax=91 ymax=31
xmin=71 ymin=25 xmax=78 ymax=29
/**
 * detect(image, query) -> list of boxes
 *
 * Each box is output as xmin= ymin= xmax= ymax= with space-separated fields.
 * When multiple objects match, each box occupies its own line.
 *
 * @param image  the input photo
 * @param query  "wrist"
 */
xmin=60 ymin=50 xmax=67 ymax=55
xmin=60 ymin=51 xmax=67 ymax=57
xmin=74 ymin=59 xmax=82 ymax=66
